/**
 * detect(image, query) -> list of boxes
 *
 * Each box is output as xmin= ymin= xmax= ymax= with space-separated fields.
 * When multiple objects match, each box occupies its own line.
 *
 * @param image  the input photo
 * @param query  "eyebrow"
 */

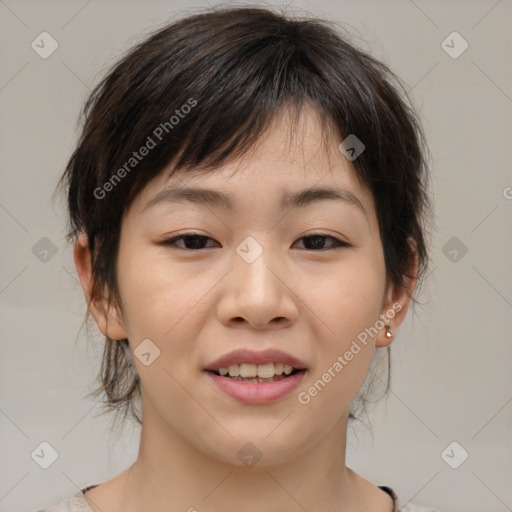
xmin=142 ymin=185 xmax=368 ymax=218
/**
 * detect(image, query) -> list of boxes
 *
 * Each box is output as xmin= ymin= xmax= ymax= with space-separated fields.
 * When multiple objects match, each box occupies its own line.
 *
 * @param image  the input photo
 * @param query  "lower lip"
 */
xmin=205 ymin=370 xmax=306 ymax=404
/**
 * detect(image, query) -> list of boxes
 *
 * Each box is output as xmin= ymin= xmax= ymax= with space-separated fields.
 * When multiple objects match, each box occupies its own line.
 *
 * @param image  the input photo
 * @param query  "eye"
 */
xmin=294 ymin=233 xmax=349 ymax=251
xmin=160 ymin=232 xmax=349 ymax=251
xmin=161 ymin=233 xmax=218 ymax=250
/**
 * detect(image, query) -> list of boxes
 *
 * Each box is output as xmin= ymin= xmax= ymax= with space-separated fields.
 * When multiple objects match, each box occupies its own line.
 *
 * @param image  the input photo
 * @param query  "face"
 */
xmin=77 ymin=106 xmax=412 ymax=467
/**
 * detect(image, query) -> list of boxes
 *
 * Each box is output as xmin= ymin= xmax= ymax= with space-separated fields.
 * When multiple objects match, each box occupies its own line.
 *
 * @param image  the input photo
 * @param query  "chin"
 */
xmin=195 ymin=424 xmax=314 ymax=469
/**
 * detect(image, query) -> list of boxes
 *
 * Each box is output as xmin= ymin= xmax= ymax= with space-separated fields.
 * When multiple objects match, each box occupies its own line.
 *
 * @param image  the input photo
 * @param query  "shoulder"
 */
xmin=399 ymin=505 xmax=443 ymax=512
xmin=31 ymin=488 xmax=94 ymax=512
xmin=396 ymin=495 xmax=443 ymax=512
xmin=382 ymin=485 xmax=442 ymax=512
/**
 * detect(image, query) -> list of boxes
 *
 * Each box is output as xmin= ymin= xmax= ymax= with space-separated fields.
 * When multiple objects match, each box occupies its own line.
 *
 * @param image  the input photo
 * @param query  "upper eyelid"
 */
xmin=161 ymin=232 xmax=350 ymax=247
xmin=164 ymin=232 xmax=347 ymax=241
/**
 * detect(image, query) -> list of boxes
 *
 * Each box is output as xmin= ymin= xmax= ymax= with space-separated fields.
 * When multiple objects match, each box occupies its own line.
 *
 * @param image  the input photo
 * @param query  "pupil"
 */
xmin=185 ymin=235 xmax=207 ymax=249
xmin=306 ymin=235 xmax=326 ymax=250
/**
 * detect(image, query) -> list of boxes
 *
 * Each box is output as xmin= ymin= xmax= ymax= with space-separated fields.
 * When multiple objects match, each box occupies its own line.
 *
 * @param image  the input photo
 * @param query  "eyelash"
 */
xmin=160 ymin=232 xmax=349 ymax=251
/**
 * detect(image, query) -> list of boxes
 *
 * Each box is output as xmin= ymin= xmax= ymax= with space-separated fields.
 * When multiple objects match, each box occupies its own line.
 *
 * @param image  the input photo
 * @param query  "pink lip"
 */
xmin=205 ymin=370 xmax=307 ymax=404
xmin=204 ymin=348 xmax=307 ymax=371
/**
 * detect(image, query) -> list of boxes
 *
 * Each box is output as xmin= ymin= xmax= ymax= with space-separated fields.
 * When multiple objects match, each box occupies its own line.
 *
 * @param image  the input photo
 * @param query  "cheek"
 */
xmin=303 ymin=250 xmax=386 ymax=344
xmin=297 ymin=251 xmax=385 ymax=403
xmin=118 ymin=249 xmax=212 ymax=431
xmin=134 ymin=355 xmax=227 ymax=447
xmin=299 ymin=324 xmax=376 ymax=421
xmin=116 ymin=245 xmax=204 ymax=336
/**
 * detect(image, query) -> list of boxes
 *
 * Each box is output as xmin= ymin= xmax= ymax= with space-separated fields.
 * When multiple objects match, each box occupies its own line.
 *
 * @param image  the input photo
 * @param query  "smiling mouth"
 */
xmin=208 ymin=370 xmax=303 ymax=383
xmin=206 ymin=362 xmax=304 ymax=383
xmin=204 ymin=361 xmax=307 ymax=404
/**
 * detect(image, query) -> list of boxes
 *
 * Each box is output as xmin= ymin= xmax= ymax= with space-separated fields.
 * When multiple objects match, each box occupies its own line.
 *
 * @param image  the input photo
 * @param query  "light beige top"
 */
xmin=33 ymin=484 xmax=442 ymax=512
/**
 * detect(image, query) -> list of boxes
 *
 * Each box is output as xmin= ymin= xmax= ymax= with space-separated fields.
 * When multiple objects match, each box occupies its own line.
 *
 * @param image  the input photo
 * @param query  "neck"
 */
xmin=116 ymin=398 xmax=365 ymax=512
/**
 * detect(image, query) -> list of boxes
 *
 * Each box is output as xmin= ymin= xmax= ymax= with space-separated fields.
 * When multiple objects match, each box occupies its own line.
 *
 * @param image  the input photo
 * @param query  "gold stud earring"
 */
xmin=384 ymin=324 xmax=393 ymax=339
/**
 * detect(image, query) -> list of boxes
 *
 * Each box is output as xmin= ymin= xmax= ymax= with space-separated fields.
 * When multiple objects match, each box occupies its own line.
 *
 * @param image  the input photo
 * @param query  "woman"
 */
xmin=40 ymin=6 xmax=438 ymax=511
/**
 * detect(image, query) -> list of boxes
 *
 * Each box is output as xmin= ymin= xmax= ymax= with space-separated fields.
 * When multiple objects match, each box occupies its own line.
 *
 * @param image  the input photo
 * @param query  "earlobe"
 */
xmin=376 ymin=249 xmax=419 ymax=348
xmin=73 ymin=233 xmax=129 ymax=341
xmin=375 ymin=285 xmax=409 ymax=348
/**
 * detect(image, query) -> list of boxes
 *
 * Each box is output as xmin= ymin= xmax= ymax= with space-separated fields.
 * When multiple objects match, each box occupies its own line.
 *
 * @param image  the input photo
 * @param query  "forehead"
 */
xmin=129 ymin=105 xmax=375 ymax=219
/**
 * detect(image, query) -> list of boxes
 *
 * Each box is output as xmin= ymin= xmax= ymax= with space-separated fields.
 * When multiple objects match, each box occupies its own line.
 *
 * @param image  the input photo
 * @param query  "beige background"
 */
xmin=1 ymin=1 xmax=511 ymax=511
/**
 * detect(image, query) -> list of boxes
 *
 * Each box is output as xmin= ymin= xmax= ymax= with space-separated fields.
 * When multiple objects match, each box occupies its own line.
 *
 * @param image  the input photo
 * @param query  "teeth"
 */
xmin=217 ymin=363 xmax=300 ymax=378
xmin=239 ymin=363 xmax=258 ymax=378
xmin=256 ymin=363 xmax=274 ymax=379
xmin=228 ymin=365 xmax=240 ymax=377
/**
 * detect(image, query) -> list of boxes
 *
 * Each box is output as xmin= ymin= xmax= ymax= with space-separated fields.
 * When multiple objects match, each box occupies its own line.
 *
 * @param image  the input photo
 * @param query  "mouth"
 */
xmin=203 ymin=349 xmax=308 ymax=404
xmin=206 ymin=362 xmax=304 ymax=383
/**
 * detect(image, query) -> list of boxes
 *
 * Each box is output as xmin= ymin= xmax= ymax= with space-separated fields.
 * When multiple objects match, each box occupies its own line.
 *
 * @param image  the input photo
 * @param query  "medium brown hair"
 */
xmin=55 ymin=5 xmax=432 ymax=432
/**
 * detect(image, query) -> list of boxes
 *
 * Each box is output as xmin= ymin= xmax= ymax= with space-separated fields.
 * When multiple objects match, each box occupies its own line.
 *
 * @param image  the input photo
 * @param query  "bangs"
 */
xmin=70 ymin=9 xmax=384 ymax=222
xmin=56 ymin=6 xmax=431 ymax=427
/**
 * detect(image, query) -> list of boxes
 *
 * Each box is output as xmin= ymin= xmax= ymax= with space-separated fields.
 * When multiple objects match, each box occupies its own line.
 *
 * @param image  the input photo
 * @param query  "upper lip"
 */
xmin=204 ymin=348 xmax=307 ymax=371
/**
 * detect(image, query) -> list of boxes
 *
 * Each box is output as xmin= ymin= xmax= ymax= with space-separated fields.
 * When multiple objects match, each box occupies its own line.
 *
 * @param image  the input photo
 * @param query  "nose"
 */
xmin=216 ymin=242 xmax=299 ymax=330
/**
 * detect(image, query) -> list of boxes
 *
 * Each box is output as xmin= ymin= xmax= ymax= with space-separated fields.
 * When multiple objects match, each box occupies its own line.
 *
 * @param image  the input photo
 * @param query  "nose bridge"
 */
xmin=213 ymin=200 xmax=304 ymax=327
xmin=216 ymin=232 xmax=298 ymax=328
xmin=234 ymin=233 xmax=282 ymax=297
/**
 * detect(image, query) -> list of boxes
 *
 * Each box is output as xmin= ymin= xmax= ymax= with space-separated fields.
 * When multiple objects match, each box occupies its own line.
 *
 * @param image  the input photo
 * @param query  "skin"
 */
xmin=74 ymin=105 xmax=417 ymax=512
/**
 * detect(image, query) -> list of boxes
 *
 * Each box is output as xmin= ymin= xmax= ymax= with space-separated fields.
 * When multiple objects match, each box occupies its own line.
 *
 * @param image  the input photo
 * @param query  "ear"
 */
xmin=73 ymin=233 xmax=129 ymax=341
xmin=376 ymin=244 xmax=419 ymax=348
